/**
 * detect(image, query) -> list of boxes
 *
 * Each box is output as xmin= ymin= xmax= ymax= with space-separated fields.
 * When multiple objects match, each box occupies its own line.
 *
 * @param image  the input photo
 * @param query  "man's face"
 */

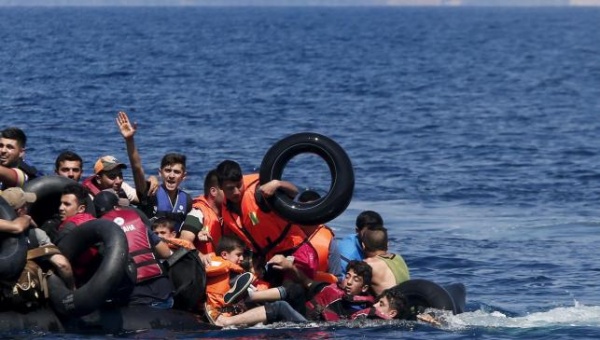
xmin=56 ymin=160 xmax=83 ymax=182
xmin=341 ymin=268 xmax=369 ymax=296
xmin=59 ymin=193 xmax=84 ymax=221
xmin=0 ymin=137 xmax=24 ymax=167
xmin=159 ymin=163 xmax=186 ymax=192
xmin=96 ymin=169 xmax=124 ymax=191
xmin=221 ymin=179 xmax=244 ymax=204
xmin=373 ymin=295 xmax=398 ymax=319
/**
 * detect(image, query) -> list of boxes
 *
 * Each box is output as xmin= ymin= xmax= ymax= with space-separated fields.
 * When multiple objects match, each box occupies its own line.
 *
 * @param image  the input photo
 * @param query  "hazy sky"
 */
xmin=0 ymin=0 xmax=597 ymax=6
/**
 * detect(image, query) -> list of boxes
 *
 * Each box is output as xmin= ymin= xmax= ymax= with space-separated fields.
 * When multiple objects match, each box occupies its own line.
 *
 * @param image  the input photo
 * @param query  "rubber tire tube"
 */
xmin=259 ymin=132 xmax=354 ymax=225
xmin=50 ymin=219 xmax=128 ymax=317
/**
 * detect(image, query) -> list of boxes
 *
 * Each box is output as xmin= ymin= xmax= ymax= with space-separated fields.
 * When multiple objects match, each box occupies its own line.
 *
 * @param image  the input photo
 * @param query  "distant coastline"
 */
xmin=1 ymin=0 xmax=600 ymax=7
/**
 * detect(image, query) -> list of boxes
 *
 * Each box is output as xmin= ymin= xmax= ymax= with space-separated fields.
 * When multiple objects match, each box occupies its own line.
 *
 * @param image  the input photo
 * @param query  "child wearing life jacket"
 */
xmin=204 ymin=235 xmax=254 ymax=325
xmin=213 ymin=260 xmax=377 ymax=327
xmin=151 ymin=217 xmax=194 ymax=251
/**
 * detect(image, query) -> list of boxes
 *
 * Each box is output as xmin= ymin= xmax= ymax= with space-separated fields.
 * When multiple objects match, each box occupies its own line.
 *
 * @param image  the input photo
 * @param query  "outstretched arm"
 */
xmin=0 ymin=216 xmax=31 ymax=234
xmin=116 ymin=111 xmax=148 ymax=197
xmin=0 ymin=166 xmax=26 ymax=188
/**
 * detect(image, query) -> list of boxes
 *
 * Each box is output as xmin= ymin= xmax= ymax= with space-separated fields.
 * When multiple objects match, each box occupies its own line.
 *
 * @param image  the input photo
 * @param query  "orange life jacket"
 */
xmin=205 ymin=253 xmax=245 ymax=308
xmin=222 ymin=174 xmax=307 ymax=260
xmin=163 ymin=237 xmax=195 ymax=251
xmin=308 ymin=225 xmax=338 ymax=284
xmin=191 ymin=195 xmax=222 ymax=254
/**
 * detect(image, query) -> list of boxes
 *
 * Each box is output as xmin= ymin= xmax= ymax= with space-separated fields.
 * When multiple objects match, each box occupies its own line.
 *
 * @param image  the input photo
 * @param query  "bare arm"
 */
xmin=259 ymin=179 xmax=298 ymax=198
xmin=116 ymin=111 xmax=148 ymax=197
xmin=48 ymin=253 xmax=76 ymax=289
xmin=0 ymin=166 xmax=25 ymax=188
xmin=0 ymin=216 xmax=31 ymax=234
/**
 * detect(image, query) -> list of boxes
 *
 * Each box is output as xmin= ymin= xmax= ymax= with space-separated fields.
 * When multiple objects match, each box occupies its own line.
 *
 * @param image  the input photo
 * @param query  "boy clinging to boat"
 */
xmin=212 ymin=260 xmax=412 ymax=327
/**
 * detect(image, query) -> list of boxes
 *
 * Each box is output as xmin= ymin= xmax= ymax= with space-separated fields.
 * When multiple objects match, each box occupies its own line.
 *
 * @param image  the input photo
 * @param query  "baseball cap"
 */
xmin=0 ymin=187 xmax=37 ymax=209
xmin=94 ymin=155 xmax=127 ymax=174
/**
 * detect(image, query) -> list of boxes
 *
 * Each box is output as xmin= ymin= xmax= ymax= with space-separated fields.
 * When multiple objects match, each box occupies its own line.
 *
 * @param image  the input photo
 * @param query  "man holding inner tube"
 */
xmin=216 ymin=160 xmax=318 ymax=288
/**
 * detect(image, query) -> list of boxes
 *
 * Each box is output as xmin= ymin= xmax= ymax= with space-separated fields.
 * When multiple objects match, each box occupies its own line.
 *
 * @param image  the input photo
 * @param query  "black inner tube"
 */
xmin=396 ymin=279 xmax=465 ymax=315
xmin=259 ymin=132 xmax=354 ymax=225
xmin=24 ymin=175 xmax=77 ymax=226
xmin=50 ymin=219 xmax=128 ymax=317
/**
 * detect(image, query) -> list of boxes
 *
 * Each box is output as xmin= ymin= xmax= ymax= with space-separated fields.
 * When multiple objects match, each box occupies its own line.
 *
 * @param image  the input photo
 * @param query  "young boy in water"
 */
xmin=214 ymin=260 xmax=378 ymax=327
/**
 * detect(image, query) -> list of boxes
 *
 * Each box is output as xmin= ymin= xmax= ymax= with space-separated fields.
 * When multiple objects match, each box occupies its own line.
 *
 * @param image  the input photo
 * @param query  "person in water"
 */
xmin=116 ymin=111 xmax=191 ymax=232
xmin=337 ymin=210 xmax=384 ymax=280
xmin=362 ymin=225 xmax=410 ymax=296
xmin=214 ymin=260 xmax=377 ymax=327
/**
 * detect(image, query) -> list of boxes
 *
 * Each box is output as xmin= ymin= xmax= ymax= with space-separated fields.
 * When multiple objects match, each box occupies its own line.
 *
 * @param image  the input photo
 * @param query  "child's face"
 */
xmin=222 ymin=248 xmax=244 ymax=265
xmin=153 ymin=226 xmax=175 ymax=238
xmin=373 ymin=295 xmax=398 ymax=319
xmin=341 ymin=268 xmax=369 ymax=296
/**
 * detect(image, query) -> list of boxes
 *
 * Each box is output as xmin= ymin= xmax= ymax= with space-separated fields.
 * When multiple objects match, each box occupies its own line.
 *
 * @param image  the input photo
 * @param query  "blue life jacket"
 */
xmin=337 ymin=234 xmax=364 ymax=279
xmin=154 ymin=185 xmax=191 ymax=233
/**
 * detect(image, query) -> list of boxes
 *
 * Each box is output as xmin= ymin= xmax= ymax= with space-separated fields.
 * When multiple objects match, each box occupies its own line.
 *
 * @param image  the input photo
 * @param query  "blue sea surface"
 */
xmin=1 ymin=6 xmax=600 ymax=339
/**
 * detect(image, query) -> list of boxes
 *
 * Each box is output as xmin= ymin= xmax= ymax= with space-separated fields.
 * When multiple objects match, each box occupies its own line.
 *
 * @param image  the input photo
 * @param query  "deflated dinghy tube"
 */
xmin=259 ymin=132 xmax=354 ymax=225
xmin=0 ymin=197 xmax=27 ymax=281
xmin=396 ymin=279 xmax=466 ymax=316
xmin=49 ymin=219 xmax=128 ymax=317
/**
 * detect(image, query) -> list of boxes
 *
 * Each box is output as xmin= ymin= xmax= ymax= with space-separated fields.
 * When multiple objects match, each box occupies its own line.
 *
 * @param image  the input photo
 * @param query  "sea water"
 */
xmin=1 ymin=6 xmax=600 ymax=339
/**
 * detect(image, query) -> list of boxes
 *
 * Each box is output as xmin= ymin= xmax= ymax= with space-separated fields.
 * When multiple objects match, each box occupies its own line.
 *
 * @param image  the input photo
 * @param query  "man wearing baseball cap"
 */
xmin=81 ymin=155 xmax=139 ymax=205
xmin=0 ymin=187 xmax=37 ymax=212
xmin=0 ymin=187 xmax=75 ymax=289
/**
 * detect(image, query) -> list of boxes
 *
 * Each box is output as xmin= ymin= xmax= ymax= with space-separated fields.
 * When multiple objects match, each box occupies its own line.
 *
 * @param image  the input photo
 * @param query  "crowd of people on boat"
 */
xmin=0 ymin=111 xmax=419 ymax=328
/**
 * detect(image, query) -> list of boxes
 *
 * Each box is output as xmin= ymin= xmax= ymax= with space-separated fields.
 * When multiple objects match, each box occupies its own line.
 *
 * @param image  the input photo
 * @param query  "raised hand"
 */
xmin=116 ymin=111 xmax=137 ymax=140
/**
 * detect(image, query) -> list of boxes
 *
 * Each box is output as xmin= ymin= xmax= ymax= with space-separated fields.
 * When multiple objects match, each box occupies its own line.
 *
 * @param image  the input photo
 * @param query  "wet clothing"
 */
xmin=264 ymin=300 xmax=308 ymax=324
xmin=377 ymin=253 xmax=410 ymax=285
xmin=351 ymin=307 xmax=395 ymax=320
xmin=205 ymin=254 xmax=245 ymax=310
xmin=305 ymin=282 xmax=374 ymax=321
xmin=337 ymin=234 xmax=364 ymax=280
